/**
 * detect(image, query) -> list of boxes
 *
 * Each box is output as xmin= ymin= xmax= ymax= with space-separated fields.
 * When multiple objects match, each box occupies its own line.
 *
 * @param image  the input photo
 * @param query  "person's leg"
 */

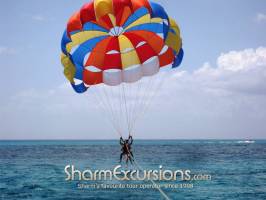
xmin=126 ymin=155 xmax=129 ymax=168
xmin=129 ymin=155 xmax=133 ymax=164
xmin=120 ymin=152 xmax=124 ymax=163
xmin=130 ymin=151 xmax=134 ymax=158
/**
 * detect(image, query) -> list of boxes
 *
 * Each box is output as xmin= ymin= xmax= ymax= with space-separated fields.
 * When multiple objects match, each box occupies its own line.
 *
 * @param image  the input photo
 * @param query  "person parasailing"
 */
xmin=120 ymin=135 xmax=134 ymax=165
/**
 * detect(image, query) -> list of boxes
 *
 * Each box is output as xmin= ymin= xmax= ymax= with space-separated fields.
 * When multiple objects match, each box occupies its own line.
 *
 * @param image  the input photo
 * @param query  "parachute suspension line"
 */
xmin=87 ymin=88 xmax=121 ymax=137
xmin=139 ymin=74 xmax=162 ymax=116
xmin=88 ymin=68 xmax=171 ymax=138
xmin=124 ymin=83 xmax=131 ymax=135
xmin=127 ymin=78 xmax=142 ymax=133
xmin=100 ymin=86 xmax=120 ymax=135
xmin=130 ymin=70 xmax=169 ymax=134
xmin=140 ymin=70 xmax=169 ymax=122
xmin=122 ymin=83 xmax=131 ymax=136
xmin=115 ymin=86 xmax=123 ymax=132
xmin=124 ymin=54 xmax=143 ymax=137
xmin=126 ymin=82 xmax=136 ymax=134
xmin=118 ymin=84 xmax=124 ymax=135
xmin=127 ymin=76 xmax=146 ymax=134
xmin=104 ymin=85 xmax=125 ymax=137
xmin=94 ymin=85 xmax=122 ymax=137
xmin=127 ymin=81 xmax=138 ymax=135
xmin=109 ymin=85 xmax=123 ymax=134
xmin=126 ymin=75 xmax=148 ymax=134
xmin=129 ymin=74 xmax=157 ymax=133
xmin=118 ymin=84 xmax=125 ymax=136
xmin=143 ymin=71 xmax=168 ymax=118
xmin=128 ymin=79 xmax=143 ymax=134
xmin=100 ymin=87 xmax=122 ymax=137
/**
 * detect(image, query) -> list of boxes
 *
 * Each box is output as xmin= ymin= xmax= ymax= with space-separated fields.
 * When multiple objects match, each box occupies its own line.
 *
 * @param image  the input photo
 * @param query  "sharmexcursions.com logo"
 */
xmin=65 ymin=165 xmax=211 ymax=181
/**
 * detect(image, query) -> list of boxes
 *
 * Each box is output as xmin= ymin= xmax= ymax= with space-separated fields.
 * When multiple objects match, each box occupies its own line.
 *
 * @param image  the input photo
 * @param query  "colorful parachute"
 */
xmin=61 ymin=0 xmax=183 ymax=93
xmin=60 ymin=0 xmax=183 ymax=137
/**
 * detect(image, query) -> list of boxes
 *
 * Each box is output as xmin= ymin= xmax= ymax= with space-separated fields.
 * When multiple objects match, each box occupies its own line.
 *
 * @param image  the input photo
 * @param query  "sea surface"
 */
xmin=0 ymin=140 xmax=266 ymax=200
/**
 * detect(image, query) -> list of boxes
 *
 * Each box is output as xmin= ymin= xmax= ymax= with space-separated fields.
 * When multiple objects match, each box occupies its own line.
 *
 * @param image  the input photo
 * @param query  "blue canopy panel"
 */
xmin=149 ymin=1 xmax=170 ymax=40
xmin=71 ymin=82 xmax=88 ymax=93
xmin=123 ymin=7 xmax=149 ymax=29
xmin=61 ymin=30 xmax=71 ymax=55
xmin=126 ymin=23 xmax=164 ymax=35
xmin=83 ymin=22 xmax=109 ymax=32
xmin=70 ymin=35 xmax=108 ymax=80
xmin=172 ymin=48 xmax=184 ymax=68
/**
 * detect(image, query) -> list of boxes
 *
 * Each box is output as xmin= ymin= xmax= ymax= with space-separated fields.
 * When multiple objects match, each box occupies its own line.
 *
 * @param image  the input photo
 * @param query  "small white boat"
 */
xmin=237 ymin=140 xmax=255 ymax=144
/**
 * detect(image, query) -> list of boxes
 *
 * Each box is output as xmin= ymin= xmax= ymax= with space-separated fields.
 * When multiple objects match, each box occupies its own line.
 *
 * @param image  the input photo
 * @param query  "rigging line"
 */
xmin=109 ymin=85 xmax=121 ymax=131
xmin=116 ymin=85 xmax=125 ymax=136
xmin=129 ymin=75 xmax=150 ymax=133
xmin=115 ymin=85 xmax=122 ymax=135
xmin=108 ymin=86 xmax=120 ymax=124
xmin=101 ymin=85 xmax=121 ymax=132
xmin=140 ymin=74 xmax=157 ymax=111
xmin=122 ymin=83 xmax=131 ymax=136
xmin=86 ymin=81 xmax=122 ymax=136
xmin=96 ymin=85 xmax=122 ymax=136
xmin=92 ymin=87 xmax=122 ymax=136
xmin=87 ymin=91 xmax=120 ymax=137
xmin=131 ymin=70 xmax=169 ymax=133
xmin=131 ymin=89 xmax=157 ymax=133
xmin=129 ymin=74 xmax=157 ymax=133
xmin=139 ymin=70 xmax=169 ymax=122
xmin=126 ymin=82 xmax=133 ymax=136
xmin=129 ymin=82 xmax=136 ymax=134
xmin=128 ymin=80 xmax=141 ymax=133
xmin=142 ymin=72 xmax=160 ymax=112
xmin=119 ymin=83 xmax=125 ymax=136
xmin=132 ymin=77 xmax=146 ymax=132
xmin=127 ymin=81 xmax=138 ymax=135
xmin=130 ymin=82 xmax=139 ymax=133
xmin=139 ymin=73 xmax=162 ymax=117
xmin=124 ymin=83 xmax=132 ymax=135
xmin=124 ymin=54 xmax=133 ymax=135
xmin=128 ymin=78 xmax=139 ymax=135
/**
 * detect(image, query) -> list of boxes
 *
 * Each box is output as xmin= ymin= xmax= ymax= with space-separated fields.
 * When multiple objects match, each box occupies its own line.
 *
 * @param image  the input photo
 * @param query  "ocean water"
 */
xmin=0 ymin=140 xmax=266 ymax=200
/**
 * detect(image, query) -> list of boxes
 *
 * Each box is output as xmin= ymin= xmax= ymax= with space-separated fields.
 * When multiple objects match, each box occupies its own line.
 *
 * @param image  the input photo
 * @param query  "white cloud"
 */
xmin=217 ymin=48 xmax=266 ymax=71
xmin=1 ymin=47 xmax=266 ymax=139
xmin=167 ymin=47 xmax=266 ymax=95
xmin=256 ymin=13 xmax=266 ymax=22
xmin=21 ymin=13 xmax=49 ymax=22
xmin=151 ymin=47 xmax=266 ymax=138
xmin=32 ymin=15 xmax=46 ymax=21
xmin=0 ymin=46 xmax=16 ymax=55
xmin=0 ymin=83 xmax=105 ymax=139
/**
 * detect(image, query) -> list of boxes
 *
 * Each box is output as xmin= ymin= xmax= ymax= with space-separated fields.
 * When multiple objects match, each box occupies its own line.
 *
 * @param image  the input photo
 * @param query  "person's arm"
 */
xmin=128 ymin=135 xmax=133 ymax=145
xmin=120 ymin=137 xmax=124 ymax=145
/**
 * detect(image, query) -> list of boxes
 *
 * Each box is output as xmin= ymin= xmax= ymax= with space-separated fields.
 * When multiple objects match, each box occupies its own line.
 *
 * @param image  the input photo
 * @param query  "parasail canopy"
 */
xmin=61 ymin=0 xmax=183 ymax=93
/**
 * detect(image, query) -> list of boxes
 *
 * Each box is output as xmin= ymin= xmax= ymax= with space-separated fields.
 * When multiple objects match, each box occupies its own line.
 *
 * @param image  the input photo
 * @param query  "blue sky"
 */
xmin=0 ymin=0 xmax=266 ymax=139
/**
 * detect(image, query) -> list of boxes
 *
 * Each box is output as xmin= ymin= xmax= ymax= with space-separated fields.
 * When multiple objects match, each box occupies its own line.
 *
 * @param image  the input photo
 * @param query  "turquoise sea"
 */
xmin=0 ymin=140 xmax=266 ymax=200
